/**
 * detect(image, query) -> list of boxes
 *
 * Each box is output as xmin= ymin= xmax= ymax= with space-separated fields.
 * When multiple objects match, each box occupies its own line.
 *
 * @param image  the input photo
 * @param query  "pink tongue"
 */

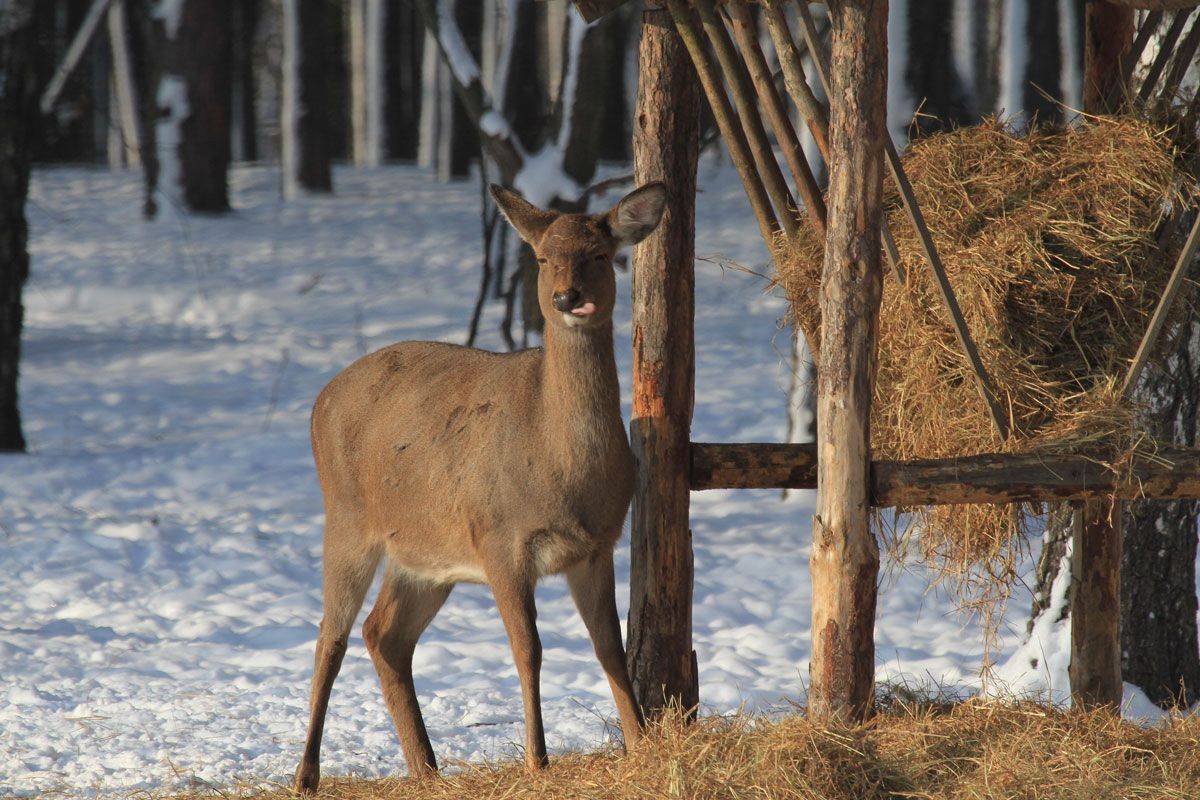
xmin=571 ymin=301 xmax=596 ymax=317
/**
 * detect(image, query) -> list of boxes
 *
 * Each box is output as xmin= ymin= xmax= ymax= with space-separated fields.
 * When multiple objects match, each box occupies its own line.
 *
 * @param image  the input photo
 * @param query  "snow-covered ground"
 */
xmin=0 ymin=162 xmax=1161 ymax=795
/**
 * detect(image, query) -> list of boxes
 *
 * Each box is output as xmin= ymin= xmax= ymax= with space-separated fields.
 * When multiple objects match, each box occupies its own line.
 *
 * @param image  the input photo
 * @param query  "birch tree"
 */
xmin=281 ymin=0 xmax=334 ymax=197
xmin=141 ymin=0 xmax=234 ymax=215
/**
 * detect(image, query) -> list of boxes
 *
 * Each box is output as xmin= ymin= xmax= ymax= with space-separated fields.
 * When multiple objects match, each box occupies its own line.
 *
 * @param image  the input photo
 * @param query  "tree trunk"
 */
xmin=1122 ymin=314 xmax=1200 ymax=708
xmin=448 ymin=0 xmax=481 ymax=178
xmin=386 ymin=0 xmax=423 ymax=161
xmin=281 ymin=0 xmax=333 ymax=197
xmin=809 ymin=0 xmax=886 ymax=723
xmin=1083 ymin=0 xmax=1134 ymax=112
xmin=1024 ymin=0 xmax=1063 ymax=123
xmin=145 ymin=0 xmax=234 ymax=214
xmin=971 ymin=0 xmax=1005 ymax=115
xmin=626 ymin=0 xmax=701 ymax=717
xmin=906 ymin=0 xmax=973 ymax=135
xmin=231 ymin=0 xmax=259 ymax=163
xmin=349 ymin=0 xmax=385 ymax=167
xmin=0 ymin=0 xmax=36 ymax=452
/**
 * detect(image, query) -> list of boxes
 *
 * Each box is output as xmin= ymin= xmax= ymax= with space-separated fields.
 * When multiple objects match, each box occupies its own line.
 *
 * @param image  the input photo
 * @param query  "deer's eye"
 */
xmin=593 ymin=254 xmax=607 ymax=264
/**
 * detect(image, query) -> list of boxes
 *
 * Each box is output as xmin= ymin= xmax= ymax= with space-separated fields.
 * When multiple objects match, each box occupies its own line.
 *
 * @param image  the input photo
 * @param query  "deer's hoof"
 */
xmin=294 ymin=763 xmax=319 ymax=796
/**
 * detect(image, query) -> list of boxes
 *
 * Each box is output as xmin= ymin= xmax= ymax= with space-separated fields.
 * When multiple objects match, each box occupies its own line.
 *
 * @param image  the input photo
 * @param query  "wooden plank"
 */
xmin=808 ymin=0 xmax=886 ymax=723
xmin=690 ymin=442 xmax=1200 ymax=506
xmin=626 ymin=0 xmax=700 ymax=717
xmin=1120 ymin=211 xmax=1200 ymax=399
xmin=1156 ymin=14 xmax=1200 ymax=106
xmin=1069 ymin=498 xmax=1124 ymax=709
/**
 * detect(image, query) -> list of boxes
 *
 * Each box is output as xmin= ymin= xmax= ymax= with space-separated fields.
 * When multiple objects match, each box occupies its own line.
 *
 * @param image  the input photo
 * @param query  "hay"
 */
xmin=774 ymin=116 xmax=1197 ymax=591
xmin=158 ymin=701 xmax=1200 ymax=800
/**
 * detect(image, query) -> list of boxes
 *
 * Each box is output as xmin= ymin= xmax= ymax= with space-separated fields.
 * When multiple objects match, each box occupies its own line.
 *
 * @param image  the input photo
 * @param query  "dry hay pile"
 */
xmin=187 ymin=702 xmax=1200 ymax=800
xmin=774 ymin=117 xmax=1197 ymax=593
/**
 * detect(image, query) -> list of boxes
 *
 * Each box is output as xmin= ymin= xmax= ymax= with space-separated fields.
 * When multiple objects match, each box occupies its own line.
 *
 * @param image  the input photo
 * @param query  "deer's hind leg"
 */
xmin=363 ymin=564 xmax=452 ymax=778
xmin=296 ymin=511 xmax=382 ymax=795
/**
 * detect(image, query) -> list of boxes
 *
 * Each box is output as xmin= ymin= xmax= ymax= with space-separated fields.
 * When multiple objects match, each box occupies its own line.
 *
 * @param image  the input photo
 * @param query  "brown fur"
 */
xmin=294 ymin=183 xmax=668 ymax=793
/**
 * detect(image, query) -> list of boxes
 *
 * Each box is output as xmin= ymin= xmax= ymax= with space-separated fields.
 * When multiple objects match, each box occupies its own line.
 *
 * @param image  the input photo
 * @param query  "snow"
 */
xmin=886 ymin=0 xmax=913 ymax=142
xmin=153 ymin=76 xmax=189 ymax=215
xmin=999 ymin=0 xmax=1030 ymax=121
xmin=513 ymin=146 xmax=580 ymax=208
xmin=0 ymin=161 xmax=1189 ymax=795
xmin=436 ymin=0 xmax=481 ymax=87
xmin=479 ymin=110 xmax=511 ymax=140
xmin=555 ymin=8 xmax=589 ymax=152
xmin=152 ymin=0 xmax=186 ymax=41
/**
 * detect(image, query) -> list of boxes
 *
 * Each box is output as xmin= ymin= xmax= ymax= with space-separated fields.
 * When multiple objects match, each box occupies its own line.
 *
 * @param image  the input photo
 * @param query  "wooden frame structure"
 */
xmin=583 ymin=0 xmax=1200 ymax=720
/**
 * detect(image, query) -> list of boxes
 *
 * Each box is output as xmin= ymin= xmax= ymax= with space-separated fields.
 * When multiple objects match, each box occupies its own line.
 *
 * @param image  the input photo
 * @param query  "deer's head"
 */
xmin=490 ymin=183 xmax=668 ymax=331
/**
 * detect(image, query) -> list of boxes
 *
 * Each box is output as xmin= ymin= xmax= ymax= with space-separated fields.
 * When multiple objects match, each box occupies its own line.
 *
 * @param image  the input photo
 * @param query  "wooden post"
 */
xmin=626 ymin=0 xmax=701 ymax=717
xmin=1070 ymin=1 xmax=1133 ymax=711
xmin=1070 ymin=498 xmax=1124 ymax=709
xmin=808 ymin=0 xmax=887 ymax=722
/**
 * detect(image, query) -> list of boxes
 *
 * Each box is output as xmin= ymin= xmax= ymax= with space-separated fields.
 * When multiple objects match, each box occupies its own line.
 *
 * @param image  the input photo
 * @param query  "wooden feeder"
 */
xmin=578 ymin=0 xmax=1200 ymax=720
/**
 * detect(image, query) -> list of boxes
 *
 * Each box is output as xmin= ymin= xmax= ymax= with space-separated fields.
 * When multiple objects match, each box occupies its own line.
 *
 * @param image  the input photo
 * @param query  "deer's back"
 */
xmin=311 ymin=341 xmax=632 ymax=581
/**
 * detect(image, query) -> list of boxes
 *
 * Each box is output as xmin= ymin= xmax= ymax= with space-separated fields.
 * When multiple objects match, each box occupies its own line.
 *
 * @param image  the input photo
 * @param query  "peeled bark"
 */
xmin=0 ymin=0 xmax=36 ymax=451
xmin=810 ymin=0 xmax=887 ymax=722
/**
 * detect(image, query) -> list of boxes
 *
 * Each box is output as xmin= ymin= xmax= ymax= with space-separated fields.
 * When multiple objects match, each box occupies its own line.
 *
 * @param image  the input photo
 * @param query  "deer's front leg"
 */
xmin=566 ymin=547 xmax=643 ymax=747
xmin=485 ymin=555 xmax=548 ymax=772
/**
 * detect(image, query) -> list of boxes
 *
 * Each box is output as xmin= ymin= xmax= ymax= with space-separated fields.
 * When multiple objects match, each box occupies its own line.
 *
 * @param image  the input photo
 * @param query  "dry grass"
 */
xmin=159 ymin=700 xmax=1200 ymax=800
xmin=774 ymin=116 xmax=1198 ymax=612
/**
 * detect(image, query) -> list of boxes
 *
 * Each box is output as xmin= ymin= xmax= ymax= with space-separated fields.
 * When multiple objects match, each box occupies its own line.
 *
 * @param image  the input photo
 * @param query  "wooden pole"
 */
xmin=694 ymin=0 xmax=801 ymax=239
xmin=689 ymin=442 xmax=1200 ymax=505
xmin=1070 ymin=498 xmax=1125 ymax=709
xmin=795 ymin=0 xmax=1006 ymax=439
xmin=666 ymin=0 xmax=779 ymax=245
xmin=1071 ymin=1 xmax=1135 ymax=712
xmin=626 ymin=0 xmax=700 ymax=717
xmin=725 ymin=1 xmax=827 ymax=237
xmin=1134 ymin=10 xmax=1186 ymax=104
xmin=809 ymin=0 xmax=886 ymax=723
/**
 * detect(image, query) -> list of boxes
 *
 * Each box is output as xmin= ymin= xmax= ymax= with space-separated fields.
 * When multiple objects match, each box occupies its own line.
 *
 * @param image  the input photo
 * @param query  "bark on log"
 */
xmin=690 ymin=442 xmax=1200 ymax=505
xmin=626 ymin=0 xmax=700 ymax=718
xmin=1070 ymin=499 xmax=1124 ymax=709
xmin=809 ymin=0 xmax=887 ymax=723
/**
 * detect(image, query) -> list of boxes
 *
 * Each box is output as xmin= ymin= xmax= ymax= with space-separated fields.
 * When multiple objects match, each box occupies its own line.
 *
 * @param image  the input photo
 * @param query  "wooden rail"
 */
xmin=691 ymin=442 xmax=1200 ymax=506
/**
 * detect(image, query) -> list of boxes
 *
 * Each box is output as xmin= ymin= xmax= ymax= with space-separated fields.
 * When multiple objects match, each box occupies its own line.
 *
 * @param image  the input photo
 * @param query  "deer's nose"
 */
xmin=552 ymin=288 xmax=582 ymax=312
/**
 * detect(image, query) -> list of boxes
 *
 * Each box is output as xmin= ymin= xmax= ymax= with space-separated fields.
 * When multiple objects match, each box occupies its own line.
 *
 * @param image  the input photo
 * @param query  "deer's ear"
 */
xmin=606 ymin=182 xmax=668 ymax=246
xmin=490 ymin=184 xmax=555 ymax=245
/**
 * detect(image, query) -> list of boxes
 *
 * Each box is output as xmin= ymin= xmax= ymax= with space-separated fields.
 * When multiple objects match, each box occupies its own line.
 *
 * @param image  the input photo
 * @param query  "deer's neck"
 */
xmin=539 ymin=322 xmax=624 ymax=449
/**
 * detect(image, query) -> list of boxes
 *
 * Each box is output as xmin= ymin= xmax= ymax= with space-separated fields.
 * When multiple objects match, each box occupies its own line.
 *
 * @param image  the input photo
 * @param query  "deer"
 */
xmin=293 ymin=182 xmax=669 ymax=794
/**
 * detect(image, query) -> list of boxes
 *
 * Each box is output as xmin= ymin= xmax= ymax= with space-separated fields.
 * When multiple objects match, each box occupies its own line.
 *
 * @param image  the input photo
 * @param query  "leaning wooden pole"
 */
xmin=809 ymin=0 xmax=886 ymax=722
xmin=1071 ymin=0 xmax=1134 ymax=712
xmin=626 ymin=0 xmax=701 ymax=717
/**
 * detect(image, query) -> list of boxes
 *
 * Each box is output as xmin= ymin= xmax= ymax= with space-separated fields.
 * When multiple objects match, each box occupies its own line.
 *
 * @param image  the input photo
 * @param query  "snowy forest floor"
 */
xmin=0 ymin=162 xmax=1191 ymax=796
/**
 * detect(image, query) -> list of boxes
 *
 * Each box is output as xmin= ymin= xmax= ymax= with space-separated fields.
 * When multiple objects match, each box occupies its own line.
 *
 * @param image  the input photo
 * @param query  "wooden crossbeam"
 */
xmin=690 ymin=442 xmax=1200 ymax=506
